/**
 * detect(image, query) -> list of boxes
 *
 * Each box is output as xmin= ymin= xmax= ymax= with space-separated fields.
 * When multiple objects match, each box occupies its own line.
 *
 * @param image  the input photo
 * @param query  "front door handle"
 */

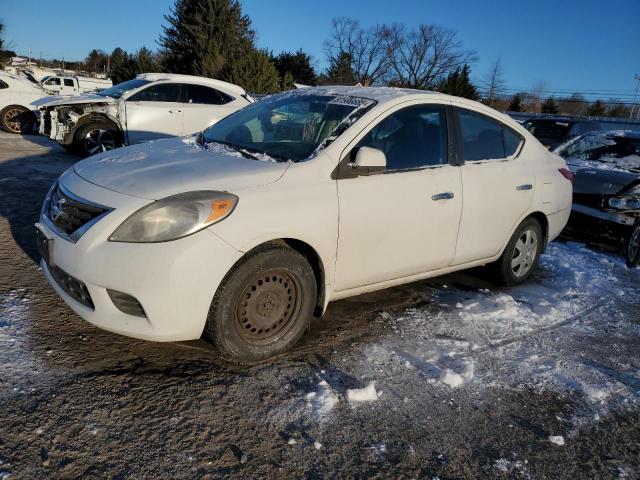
xmin=431 ymin=192 xmax=454 ymax=201
xmin=516 ymin=184 xmax=533 ymax=191
xmin=169 ymin=109 xmax=182 ymax=114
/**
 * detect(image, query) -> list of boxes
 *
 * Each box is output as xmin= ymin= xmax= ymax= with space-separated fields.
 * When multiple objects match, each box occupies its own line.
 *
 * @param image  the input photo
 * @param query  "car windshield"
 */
xmin=201 ymin=91 xmax=376 ymax=162
xmin=558 ymin=132 xmax=640 ymax=172
xmin=97 ymin=78 xmax=151 ymax=99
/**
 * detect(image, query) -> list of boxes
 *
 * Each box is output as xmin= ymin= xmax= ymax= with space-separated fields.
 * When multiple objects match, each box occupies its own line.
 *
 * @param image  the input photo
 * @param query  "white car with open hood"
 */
xmin=36 ymin=86 xmax=573 ymax=362
xmin=35 ymin=73 xmax=252 ymax=156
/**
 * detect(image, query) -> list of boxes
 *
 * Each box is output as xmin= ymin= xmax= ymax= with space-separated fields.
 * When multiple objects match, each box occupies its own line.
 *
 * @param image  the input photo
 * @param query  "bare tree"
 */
xmin=482 ymin=58 xmax=505 ymax=106
xmin=526 ymin=80 xmax=548 ymax=112
xmin=324 ymin=17 xmax=389 ymax=86
xmin=382 ymin=23 xmax=476 ymax=89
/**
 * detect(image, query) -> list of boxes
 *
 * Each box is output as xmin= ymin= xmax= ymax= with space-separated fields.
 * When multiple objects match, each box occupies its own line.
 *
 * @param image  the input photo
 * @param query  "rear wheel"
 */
xmin=0 ymin=105 xmax=35 ymax=134
xmin=625 ymin=220 xmax=640 ymax=268
xmin=493 ymin=217 xmax=543 ymax=286
xmin=205 ymin=243 xmax=317 ymax=363
xmin=74 ymin=123 xmax=122 ymax=156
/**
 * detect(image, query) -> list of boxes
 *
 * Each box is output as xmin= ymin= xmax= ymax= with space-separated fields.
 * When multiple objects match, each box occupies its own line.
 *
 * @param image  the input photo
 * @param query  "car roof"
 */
xmin=583 ymin=129 xmax=640 ymax=140
xmin=135 ymin=73 xmax=246 ymax=97
xmin=525 ymin=115 xmax=597 ymax=124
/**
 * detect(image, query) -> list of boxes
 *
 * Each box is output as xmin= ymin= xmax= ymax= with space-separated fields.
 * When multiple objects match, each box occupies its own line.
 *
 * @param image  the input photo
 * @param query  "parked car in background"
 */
xmin=40 ymin=75 xmax=113 ymax=95
xmin=36 ymin=86 xmax=572 ymax=362
xmin=0 ymin=71 xmax=46 ymax=133
xmin=35 ymin=73 xmax=253 ymax=156
xmin=523 ymin=115 xmax=602 ymax=149
xmin=555 ymin=130 xmax=640 ymax=266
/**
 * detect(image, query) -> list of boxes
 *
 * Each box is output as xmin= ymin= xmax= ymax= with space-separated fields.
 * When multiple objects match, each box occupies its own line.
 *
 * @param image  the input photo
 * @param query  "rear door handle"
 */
xmin=169 ymin=109 xmax=182 ymax=114
xmin=516 ymin=184 xmax=533 ymax=191
xmin=431 ymin=192 xmax=454 ymax=201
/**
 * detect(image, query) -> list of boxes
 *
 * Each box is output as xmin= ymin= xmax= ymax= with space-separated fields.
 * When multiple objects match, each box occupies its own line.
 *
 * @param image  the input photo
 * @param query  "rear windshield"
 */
xmin=97 ymin=78 xmax=151 ymax=98
xmin=523 ymin=120 xmax=571 ymax=141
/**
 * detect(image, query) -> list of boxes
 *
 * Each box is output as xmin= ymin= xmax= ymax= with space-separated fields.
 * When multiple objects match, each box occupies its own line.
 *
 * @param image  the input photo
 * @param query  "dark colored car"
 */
xmin=555 ymin=130 xmax=640 ymax=266
xmin=523 ymin=116 xmax=602 ymax=150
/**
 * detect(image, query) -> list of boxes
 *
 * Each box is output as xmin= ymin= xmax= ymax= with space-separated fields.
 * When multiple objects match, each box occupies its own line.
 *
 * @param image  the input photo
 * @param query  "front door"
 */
xmin=334 ymin=103 xmax=463 ymax=292
xmin=124 ymin=83 xmax=184 ymax=144
xmin=181 ymin=84 xmax=238 ymax=135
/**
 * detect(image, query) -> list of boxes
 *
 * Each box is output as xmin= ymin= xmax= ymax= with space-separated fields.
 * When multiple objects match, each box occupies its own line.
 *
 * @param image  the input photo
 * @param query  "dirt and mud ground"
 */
xmin=1 ymin=131 xmax=639 ymax=479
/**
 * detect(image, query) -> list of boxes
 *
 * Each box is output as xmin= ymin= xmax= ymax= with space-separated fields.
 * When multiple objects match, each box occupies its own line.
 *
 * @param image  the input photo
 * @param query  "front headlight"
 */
xmin=608 ymin=196 xmax=640 ymax=210
xmin=109 ymin=191 xmax=238 ymax=243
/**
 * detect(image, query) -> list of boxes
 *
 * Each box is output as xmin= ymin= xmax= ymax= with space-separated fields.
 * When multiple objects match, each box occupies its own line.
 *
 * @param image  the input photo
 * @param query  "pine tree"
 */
xmin=541 ymin=97 xmax=559 ymax=114
xmin=225 ymin=49 xmax=280 ymax=94
xmin=159 ymin=0 xmax=254 ymax=79
xmin=435 ymin=65 xmax=479 ymax=100
xmin=134 ymin=47 xmax=160 ymax=73
xmin=281 ymin=71 xmax=295 ymax=91
xmin=508 ymin=94 xmax=523 ymax=112
xmin=323 ymin=52 xmax=356 ymax=85
xmin=587 ymin=100 xmax=606 ymax=117
xmin=108 ymin=48 xmax=135 ymax=84
xmin=272 ymin=49 xmax=317 ymax=85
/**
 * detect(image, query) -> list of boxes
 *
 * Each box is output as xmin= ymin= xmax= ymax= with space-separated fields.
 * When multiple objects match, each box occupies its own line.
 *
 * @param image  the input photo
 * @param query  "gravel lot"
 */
xmin=1 ymin=131 xmax=639 ymax=479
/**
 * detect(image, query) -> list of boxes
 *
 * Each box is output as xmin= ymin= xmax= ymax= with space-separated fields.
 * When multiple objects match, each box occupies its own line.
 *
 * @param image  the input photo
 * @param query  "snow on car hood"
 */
xmin=72 ymin=137 xmax=291 ymax=200
xmin=31 ymin=93 xmax=115 ymax=108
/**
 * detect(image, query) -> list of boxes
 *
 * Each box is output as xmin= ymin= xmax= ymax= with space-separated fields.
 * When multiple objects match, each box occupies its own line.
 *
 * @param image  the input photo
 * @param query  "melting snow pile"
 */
xmin=306 ymin=380 xmax=339 ymax=418
xmin=346 ymin=382 xmax=379 ymax=402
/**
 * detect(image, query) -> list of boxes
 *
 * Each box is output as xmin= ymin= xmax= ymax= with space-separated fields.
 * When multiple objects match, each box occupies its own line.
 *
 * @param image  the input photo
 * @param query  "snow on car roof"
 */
xmin=135 ymin=73 xmax=246 ymax=96
xmin=298 ymin=85 xmax=438 ymax=102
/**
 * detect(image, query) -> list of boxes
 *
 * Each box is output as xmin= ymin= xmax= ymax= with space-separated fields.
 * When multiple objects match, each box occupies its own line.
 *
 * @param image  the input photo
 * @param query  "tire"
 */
xmin=204 ymin=243 xmax=317 ymax=363
xmin=73 ymin=123 xmax=122 ymax=157
xmin=625 ymin=220 xmax=640 ymax=268
xmin=0 ymin=105 xmax=35 ymax=134
xmin=492 ymin=217 xmax=543 ymax=286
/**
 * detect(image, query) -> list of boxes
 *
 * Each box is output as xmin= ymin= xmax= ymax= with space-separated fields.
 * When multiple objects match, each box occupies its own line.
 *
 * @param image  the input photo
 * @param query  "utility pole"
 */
xmin=630 ymin=74 xmax=640 ymax=119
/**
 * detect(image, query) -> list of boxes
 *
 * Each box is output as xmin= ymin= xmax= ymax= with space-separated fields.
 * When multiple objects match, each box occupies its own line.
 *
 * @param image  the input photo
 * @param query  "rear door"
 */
xmin=181 ymin=84 xmax=238 ymax=135
xmin=124 ymin=83 xmax=184 ymax=143
xmin=334 ymin=103 xmax=463 ymax=292
xmin=452 ymin=106 xmax=534 ymax=265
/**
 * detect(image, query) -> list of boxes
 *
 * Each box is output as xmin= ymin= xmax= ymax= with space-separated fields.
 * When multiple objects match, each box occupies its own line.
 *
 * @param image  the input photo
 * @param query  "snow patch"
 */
xmin=347 ymin=382 xmax=378 ymax=402
xmin=95 ymin=150 xmax=148 ymax=164
xmin=306 ymin=380 xmax=338 ymax=418
xmin=548 ymin=435 xmax=565 ymax=446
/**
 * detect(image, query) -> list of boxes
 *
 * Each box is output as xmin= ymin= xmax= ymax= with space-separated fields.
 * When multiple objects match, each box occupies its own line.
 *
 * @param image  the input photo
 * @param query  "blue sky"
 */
xmin=2 ymin=0 xmax=639 ymax=100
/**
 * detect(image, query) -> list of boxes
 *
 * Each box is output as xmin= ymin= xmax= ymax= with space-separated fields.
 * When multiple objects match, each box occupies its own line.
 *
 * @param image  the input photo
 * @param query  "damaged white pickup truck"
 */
xmin=35 ymin=73 xmax=252 ymax=156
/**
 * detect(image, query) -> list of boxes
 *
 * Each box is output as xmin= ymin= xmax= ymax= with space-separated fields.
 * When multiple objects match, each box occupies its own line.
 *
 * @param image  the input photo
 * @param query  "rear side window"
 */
xmin=185 ymin=84 xmax=232 ymax=105
xmin=457 ymin=109 xmax=523 ymax=161
xmin=0 ymin=80 xmax=7 ymax=89
xmin=129 ymin=83 xmax=182 ymax=102
xmin=63 ymin=79 xmax=74 ymax=87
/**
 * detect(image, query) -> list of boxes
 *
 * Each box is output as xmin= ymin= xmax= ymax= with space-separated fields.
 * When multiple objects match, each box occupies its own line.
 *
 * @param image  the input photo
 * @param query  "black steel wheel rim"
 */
xmin=234 ymin=270 xmax=302 ymax=345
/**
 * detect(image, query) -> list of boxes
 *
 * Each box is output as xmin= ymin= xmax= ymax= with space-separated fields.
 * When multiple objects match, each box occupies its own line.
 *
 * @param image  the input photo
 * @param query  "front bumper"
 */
xmin=38 ymin=172 xmax=244 ymax=342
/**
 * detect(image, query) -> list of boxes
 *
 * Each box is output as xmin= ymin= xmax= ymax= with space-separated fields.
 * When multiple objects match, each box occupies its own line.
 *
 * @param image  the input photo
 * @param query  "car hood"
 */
xmin=573 ymin=168 xmax=640 ymax=195
xmin=72 ymin=137 xmax=291 ymax=200
xmin=31 ymin=93 xmax=115 ymax=108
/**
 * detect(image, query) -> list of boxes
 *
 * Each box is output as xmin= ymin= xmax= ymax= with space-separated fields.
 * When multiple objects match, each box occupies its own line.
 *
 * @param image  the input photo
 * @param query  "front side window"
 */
xmin=356 ymin=105 xmax=448 ymax=171
xmin=458 ymin=109 xmax=522 ymax=161
xmin=45 ymin=77 xmax=61 ymax=86
xmin=129 ymin=83 xmax=182 ymax=103
xmin=202 ymin=91 xmax=375 ymax=162
xmin=63 ymin=79 xmax=74 ymax=87
xmin=186 ymin=84 xmax=232 ymax=105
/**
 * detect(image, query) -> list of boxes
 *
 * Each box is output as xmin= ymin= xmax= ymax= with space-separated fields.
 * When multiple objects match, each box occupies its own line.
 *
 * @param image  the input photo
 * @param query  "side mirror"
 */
xmin=352 ymin=146 xmax=387 ymax=173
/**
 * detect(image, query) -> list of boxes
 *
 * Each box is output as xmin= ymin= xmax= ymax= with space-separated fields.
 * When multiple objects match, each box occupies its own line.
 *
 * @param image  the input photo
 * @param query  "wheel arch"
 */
xmin=232 ymin=238 xmax=328 ymax=318
xmin=0 ymin=104 xmax=37 ymax=132
xmin=527 ymin=211 xmax=550 ymax=252
xmin=70 ymin=112 xmax=123 ymax=145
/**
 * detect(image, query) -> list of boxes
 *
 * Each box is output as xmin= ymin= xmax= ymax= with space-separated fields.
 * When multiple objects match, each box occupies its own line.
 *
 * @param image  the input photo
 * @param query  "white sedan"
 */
xmin=35 ymin=73 xmax=252 ymax=156
xmin=36 ymin=86 xmax=573 ymax=361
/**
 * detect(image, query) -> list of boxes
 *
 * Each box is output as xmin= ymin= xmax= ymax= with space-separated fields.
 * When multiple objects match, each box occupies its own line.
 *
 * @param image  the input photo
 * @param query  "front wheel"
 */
xmin=205 ymin=243 xmax=317 ymax=363
xmin=74 ymin=123 xmax=122 ymax=156
xmin=0 ymin=105 xmax=35 ymax=134
xmin=493 ymin=217 xmax=543 ymax=286
xmin=625 ymin=220 xmax=640 ymax=268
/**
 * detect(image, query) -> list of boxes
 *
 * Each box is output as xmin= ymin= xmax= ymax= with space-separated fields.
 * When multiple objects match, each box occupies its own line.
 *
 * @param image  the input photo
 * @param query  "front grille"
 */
xmin=49 ymin=264 xmax=94 ymax=309
xmin=48 ymin=185 xmax=108 ymax=237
